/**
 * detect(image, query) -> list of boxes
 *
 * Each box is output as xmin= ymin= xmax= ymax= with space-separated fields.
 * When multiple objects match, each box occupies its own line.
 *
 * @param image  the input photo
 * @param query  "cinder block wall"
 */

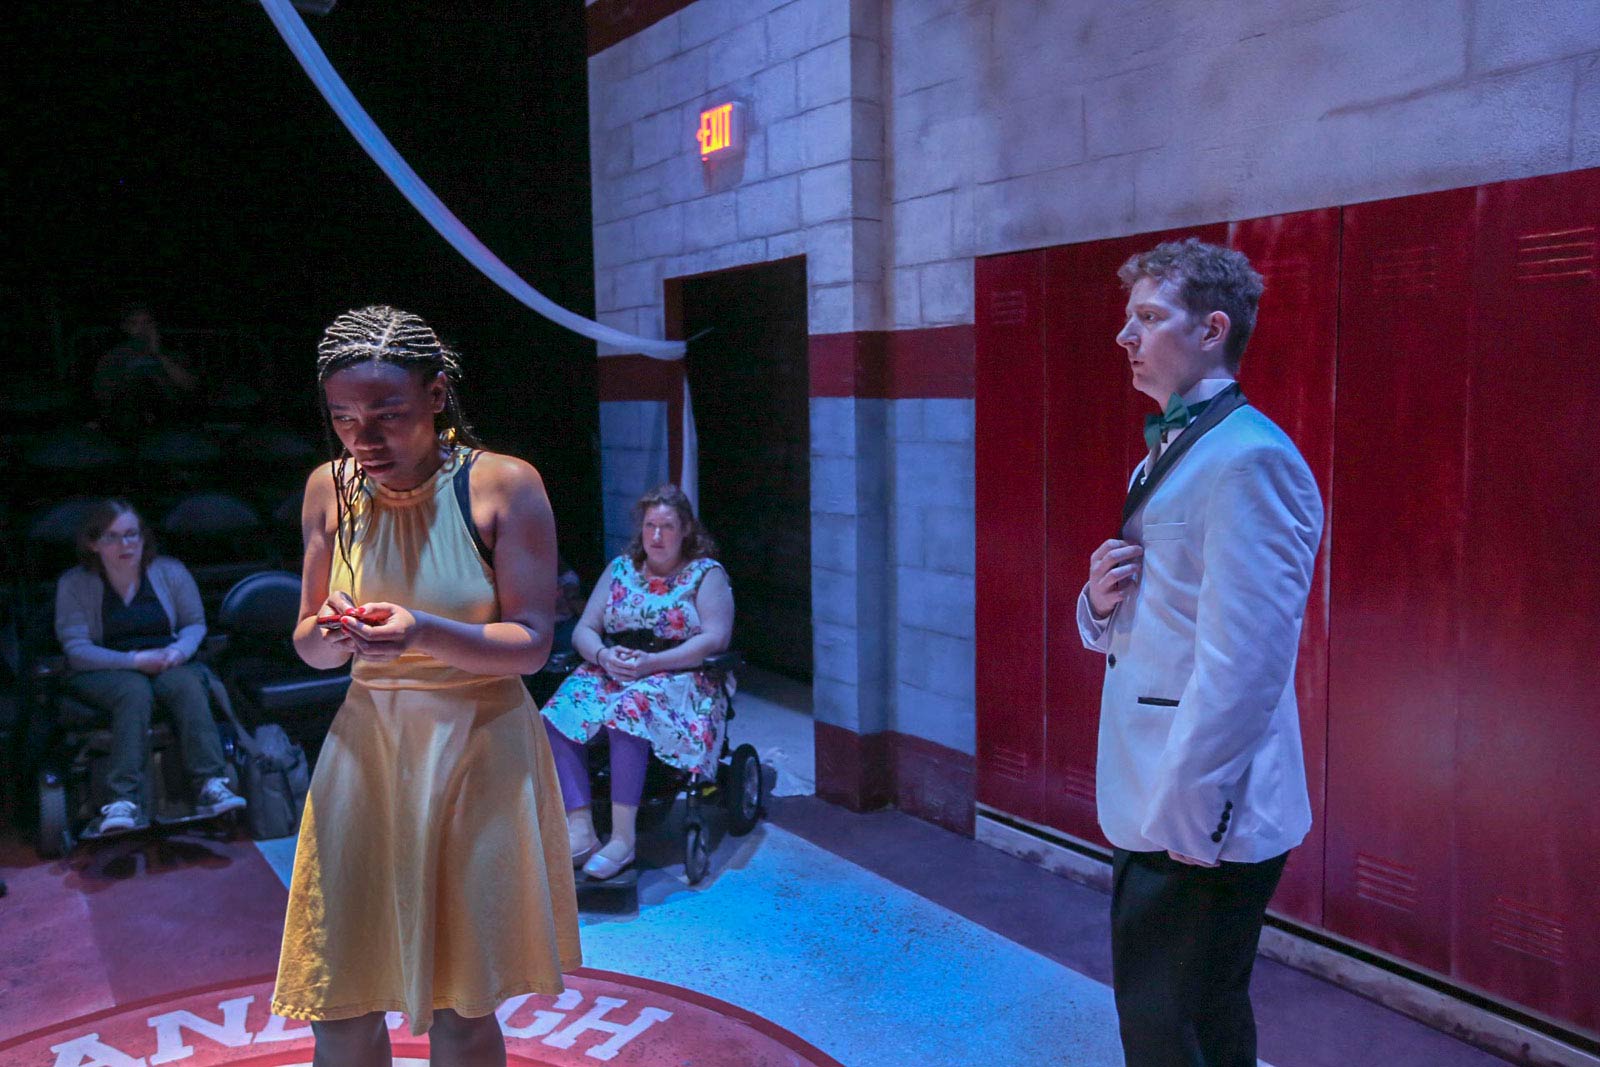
xmin=586 ymin=0 xmax=1600 ymax=833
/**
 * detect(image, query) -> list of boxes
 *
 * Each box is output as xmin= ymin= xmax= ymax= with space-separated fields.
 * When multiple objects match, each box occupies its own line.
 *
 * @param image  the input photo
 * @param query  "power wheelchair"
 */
xmin=528 ymin=645 xmax=764 ymax=888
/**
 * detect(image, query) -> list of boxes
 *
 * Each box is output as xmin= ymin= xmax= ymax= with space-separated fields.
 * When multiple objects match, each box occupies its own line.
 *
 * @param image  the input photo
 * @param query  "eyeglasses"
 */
xmin=97 ymin=530 xmax=143 ymax=546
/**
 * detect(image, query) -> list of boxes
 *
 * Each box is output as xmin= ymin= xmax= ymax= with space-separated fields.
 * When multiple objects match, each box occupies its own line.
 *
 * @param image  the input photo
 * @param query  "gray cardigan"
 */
xmin=55 ymin=557 xmax=207 ymax=672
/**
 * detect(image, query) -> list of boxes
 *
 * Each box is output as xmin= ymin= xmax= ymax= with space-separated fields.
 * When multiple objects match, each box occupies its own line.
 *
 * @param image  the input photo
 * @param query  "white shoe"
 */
xmin=196 ymin=777 xmax=247 ymax=817
xmin=98 ymin=799 xmax=141 ymax=834
xmin=582 ymin=843 xmax=636 ymax=881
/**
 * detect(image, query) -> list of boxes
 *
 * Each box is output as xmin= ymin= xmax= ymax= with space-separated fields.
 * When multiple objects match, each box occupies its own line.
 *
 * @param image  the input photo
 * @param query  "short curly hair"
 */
xmin=1118 ymin=238 xmax=1265 ymax=370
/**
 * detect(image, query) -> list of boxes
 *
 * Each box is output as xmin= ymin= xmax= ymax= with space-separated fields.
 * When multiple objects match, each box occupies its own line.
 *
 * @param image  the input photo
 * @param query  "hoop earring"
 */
xmin=439 ymin=426 xmax=458 ymax=445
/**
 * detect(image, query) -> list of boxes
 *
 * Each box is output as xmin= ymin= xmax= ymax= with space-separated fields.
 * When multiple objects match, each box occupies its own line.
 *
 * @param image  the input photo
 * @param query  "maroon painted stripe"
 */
xmin=597 ymin=354 xmax=683 ymax=402
xmin=808 ymin=325 xmax=976 ymax=399
xmin=813 ymin=722 xmax=977 ymax=836
xmin=587 ymin=0 xmax=697 ymax=56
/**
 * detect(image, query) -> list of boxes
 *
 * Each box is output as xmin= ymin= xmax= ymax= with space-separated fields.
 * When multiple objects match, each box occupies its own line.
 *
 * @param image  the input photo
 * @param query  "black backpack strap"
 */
xmin=453 ymin=450 xmax=492 ymax=567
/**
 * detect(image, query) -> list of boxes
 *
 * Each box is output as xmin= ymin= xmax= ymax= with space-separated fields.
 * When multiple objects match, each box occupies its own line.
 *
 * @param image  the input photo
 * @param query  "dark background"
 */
xmin=3 ymin=0 xmax=603 ymax=575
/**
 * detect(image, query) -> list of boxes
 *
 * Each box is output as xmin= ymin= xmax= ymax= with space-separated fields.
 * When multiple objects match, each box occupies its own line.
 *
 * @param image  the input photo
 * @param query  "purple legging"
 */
xmin=543 ymin=719 xmax=651 ymax=812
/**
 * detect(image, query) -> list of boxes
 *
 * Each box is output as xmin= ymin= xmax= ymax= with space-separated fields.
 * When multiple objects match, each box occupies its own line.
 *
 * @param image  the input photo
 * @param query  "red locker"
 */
xmin=1229 ymin=208 xmax=1340 ymax=926
xmin=1457 ymin=169 xmax=1600 ymax=1034
xmin=1040 ymin=225 xmax=1227 ymax=844
xmin=1326 ymin=187 xmax=1477 ymax=974
xmin=974 ymin=250 xmax=1049 ymax=823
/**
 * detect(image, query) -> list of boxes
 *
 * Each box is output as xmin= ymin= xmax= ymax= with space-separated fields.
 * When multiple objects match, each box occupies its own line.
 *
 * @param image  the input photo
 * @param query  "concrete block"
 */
xmin=970 ymin=154 xmax=1137 ymax=256
xmin=849 ymin=279 xmax=888 ymax=333
xmin=891 ymin=115 xmax=973 ymax=200
xmin=893 ymin=681 xmax=975 ymax=756
xmin=593 ymin=217 xmax=636 ymax=270
xmin=753 ymin=59 xmax=800 ymax=118
xmin=602 ymin=67 xmax=662 ymax=131
xmin=812 ymin=564 xmax=859 ymax=626
xmin=1470 ymin=0 xmax=1600 ymax=74
xmin=768 ymin=0 xmax=850 ymax=62
xmin=853 ymin=159 xmax=886 ymax=219
xmin=589 ymin=40 xmax=630 ymax=88
xmin=1192 ymin=1 xmax=1467 ymax=146
xmin=801 ymin=100 xmax=854 ymax=168
xmin=921 ymin=398 xmax=973 ymax=444
xmin=806 ymin=219 xmax=858 ymax=285
xmin=632 ymin=109 xmax=679 ymax=169
xmin=811 ymin=511 xmax=858 ymax=573
xmin=812 ymin=620 xmax=861 ymax=685
xmin=633 ymin=203 xmax=686 ymax=259
xmin=710 ymin=19 xmax=771 ymax=89
xmin=595 ymin=130 xmax=634 ymax=183
xmin=918 ymin=259 xmax=973 ymax=324
xmin=849 ymin=33 xmax=884 ymax=99
xmin=766 ymin=112 xmax=808 ymax=175
xmin=894 ymin=442 xmax=974 ymax=510
xmin=683 ymin=191 xmax=740 ymax=251
xmin=891 ymin=398 xmax=923 ymax=442
xmin=600 ymin=400 xmax=665 ymax=450
xmin=896 ymin=566 xmax=975 ymax=638
xmin=609 ymin=260 xmax=660 ymax=311
xmin=1577 ymin=56 xmax=1600 ymax=168
xmin=892 ymin=7 xmax=978 ymax=95
xmin=893 ymin=498 xmax=925 ymax=568
xmin=811 ymin=454 xmax=861 ymax=516
xmin=629 ymin=17 xmax=680 ymax=74
xmin=972 ymin=85 xmax=1085 ymax=183
xmin=1133 ymin=64 xmax=1574 ymax=236
xmin=809 ymin=282 xmax=855 ymax=335
xmin=922 ymin=504 xmax=975 ymax=577
xmin=679 ymin=0 xmax=743 ymax=51
xmin=658 ymin=46 xmax=711 ymax=108
xmin=735 ymin=175 xmax=801 ymax=237
xmin=766 ymin=229 xmax=807 ymax=261
xmin=896 ymin=626 xmax=976 ymax=703
xmin=851 ymin=98 xmax=886 ymax=160
xmin=1084 ymin=63 xmax=1177 ymax=160
xmin=892 ymin=192 xmax=954 ymax=266
xmin=801 ymin=160 xmax=854 ymax=224
xmin=813 ymin=675 xmax=861 ymax=731
xmin=798 ymin=37 xmax=853 ymax=111
xmin=892 ymin=265 xmax=922 ymax=328
xmin=810 ymin=398 xmax=858 ymax=457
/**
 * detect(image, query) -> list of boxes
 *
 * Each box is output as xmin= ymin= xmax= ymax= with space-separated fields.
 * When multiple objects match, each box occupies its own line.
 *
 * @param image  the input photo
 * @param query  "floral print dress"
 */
xmin=541 ymin=555 xmax=733 ymax=777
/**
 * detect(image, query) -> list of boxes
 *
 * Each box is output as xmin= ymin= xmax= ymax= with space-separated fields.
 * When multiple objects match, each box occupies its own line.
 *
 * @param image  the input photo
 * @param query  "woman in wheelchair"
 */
xmin=53 ymin=499 xmax=247 ymax=835
xmin=542 ymin=484 xmax=735 ymax=880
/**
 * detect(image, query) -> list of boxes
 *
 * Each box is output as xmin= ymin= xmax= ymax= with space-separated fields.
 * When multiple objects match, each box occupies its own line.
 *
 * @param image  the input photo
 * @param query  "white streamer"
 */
xmin=258 ymin=0 xmax=685 ymax=360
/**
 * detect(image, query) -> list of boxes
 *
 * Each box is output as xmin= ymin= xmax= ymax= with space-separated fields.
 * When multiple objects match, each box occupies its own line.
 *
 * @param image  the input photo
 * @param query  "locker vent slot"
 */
xmin=1354 ymin=852 xmax=1419 ymax=912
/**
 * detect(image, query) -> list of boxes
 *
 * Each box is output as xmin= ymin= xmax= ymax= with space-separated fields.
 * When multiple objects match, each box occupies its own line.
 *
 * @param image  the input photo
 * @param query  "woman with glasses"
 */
xmin=53 ymin=498 xmax=246 ymax=834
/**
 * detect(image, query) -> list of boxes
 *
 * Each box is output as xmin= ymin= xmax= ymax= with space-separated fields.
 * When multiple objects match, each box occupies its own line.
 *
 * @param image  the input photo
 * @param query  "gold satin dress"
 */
xmin=272 ymin=448 xmax=581 ymax=1034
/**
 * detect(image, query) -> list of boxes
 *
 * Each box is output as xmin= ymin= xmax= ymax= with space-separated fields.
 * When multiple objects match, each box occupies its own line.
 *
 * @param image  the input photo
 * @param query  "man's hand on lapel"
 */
xmin=1088 ymin=539 xmax=1145 ymax=618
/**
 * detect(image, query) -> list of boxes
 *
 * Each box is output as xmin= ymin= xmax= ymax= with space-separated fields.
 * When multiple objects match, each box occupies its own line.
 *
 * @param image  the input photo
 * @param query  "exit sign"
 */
xmin=696 ymin=102 xmax=744 ymax=159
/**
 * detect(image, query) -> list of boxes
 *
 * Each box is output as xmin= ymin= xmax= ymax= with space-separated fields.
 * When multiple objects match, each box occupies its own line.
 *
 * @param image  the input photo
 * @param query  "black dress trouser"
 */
xmin=1110 ymin=847 xmax=1289 ymax=1067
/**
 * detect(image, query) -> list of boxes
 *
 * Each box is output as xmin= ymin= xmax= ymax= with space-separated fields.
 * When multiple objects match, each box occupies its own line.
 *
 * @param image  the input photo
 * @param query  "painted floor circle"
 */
xmin=4 ymin=969 xmax=842 ymax=1067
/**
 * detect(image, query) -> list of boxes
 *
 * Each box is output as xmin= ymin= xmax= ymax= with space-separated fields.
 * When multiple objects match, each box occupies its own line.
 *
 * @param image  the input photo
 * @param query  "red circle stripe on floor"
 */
xmin=0 ymin=968 xmax=844 ymax=1067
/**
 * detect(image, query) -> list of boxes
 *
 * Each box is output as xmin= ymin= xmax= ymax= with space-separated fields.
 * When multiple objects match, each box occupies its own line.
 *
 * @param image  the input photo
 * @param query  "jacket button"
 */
xmin=1211 ymin=831 xmax=1224 ymax=843
xmin=1107 ymin=654 xmax=1117 ymax=668
xmin=1217 ymin=822 xmax=1229 ymax=833
xmin=1224 ymin=800 xmax=1233 ymax=811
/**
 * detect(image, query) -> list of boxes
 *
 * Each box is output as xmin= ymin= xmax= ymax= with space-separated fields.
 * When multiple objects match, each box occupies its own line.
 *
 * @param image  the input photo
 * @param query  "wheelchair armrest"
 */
xmin=537 ymin=649 xmax=582 ymax=678
xmin=703 ymin=650 xmax=743 ymax=674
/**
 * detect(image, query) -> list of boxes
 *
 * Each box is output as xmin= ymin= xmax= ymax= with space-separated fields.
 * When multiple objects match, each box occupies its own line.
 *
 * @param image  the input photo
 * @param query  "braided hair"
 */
xmin=315 ymin=305 xmax=484 ymax=571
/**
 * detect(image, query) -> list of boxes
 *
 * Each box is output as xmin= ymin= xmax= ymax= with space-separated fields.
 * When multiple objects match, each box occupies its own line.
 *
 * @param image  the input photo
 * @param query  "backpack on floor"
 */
xmin=238 ymin=723 xmax=310 ymax=841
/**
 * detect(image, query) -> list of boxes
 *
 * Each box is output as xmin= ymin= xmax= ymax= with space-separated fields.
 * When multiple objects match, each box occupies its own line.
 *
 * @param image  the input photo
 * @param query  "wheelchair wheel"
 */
xmin=684 ymin=818 xmax=711 ymax=885
xmin=725 ymin=744 xmax=764 ymax=836
xmin=36 ymin=770 xmax=71 ymax=858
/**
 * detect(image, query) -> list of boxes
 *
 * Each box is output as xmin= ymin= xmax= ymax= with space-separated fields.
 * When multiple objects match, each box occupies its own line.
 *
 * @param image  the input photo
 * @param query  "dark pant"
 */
xmin=1110 ymin=847 xmax=1288 ymax=1067
xmin=65 ymin=664 xmax=227 ymax=804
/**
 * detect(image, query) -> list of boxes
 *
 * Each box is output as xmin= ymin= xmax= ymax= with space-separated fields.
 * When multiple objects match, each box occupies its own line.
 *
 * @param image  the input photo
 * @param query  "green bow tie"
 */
xmin=1143 ymin=393 xmax=1191 ymax=454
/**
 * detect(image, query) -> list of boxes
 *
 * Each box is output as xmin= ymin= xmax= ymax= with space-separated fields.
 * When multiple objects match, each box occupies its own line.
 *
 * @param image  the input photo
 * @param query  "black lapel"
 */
xmin=1121 ymin=384 xmax=1249 ymax=530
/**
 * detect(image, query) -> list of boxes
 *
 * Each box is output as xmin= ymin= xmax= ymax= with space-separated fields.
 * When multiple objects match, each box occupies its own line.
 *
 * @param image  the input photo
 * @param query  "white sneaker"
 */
xmin=98 ymin=799 xmax=141 ymax=834
xmin=196 ymin=777 xmax=247 ymax=817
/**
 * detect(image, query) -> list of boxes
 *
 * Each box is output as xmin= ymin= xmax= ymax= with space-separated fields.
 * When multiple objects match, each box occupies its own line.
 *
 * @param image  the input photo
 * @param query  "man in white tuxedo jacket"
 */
xmin=1078 ymin=239 xmax=1323 ymax=1067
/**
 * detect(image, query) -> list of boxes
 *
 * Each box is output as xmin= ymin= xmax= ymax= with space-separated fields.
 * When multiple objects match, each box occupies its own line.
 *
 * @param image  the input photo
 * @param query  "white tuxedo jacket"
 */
xmin=1077 ymin=402 xmax=1323 ymax=863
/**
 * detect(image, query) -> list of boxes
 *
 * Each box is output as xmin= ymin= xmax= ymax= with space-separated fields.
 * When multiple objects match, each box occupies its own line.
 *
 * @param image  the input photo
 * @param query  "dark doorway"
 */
xmin=678 ymin=258 xmax=811 ymax=681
